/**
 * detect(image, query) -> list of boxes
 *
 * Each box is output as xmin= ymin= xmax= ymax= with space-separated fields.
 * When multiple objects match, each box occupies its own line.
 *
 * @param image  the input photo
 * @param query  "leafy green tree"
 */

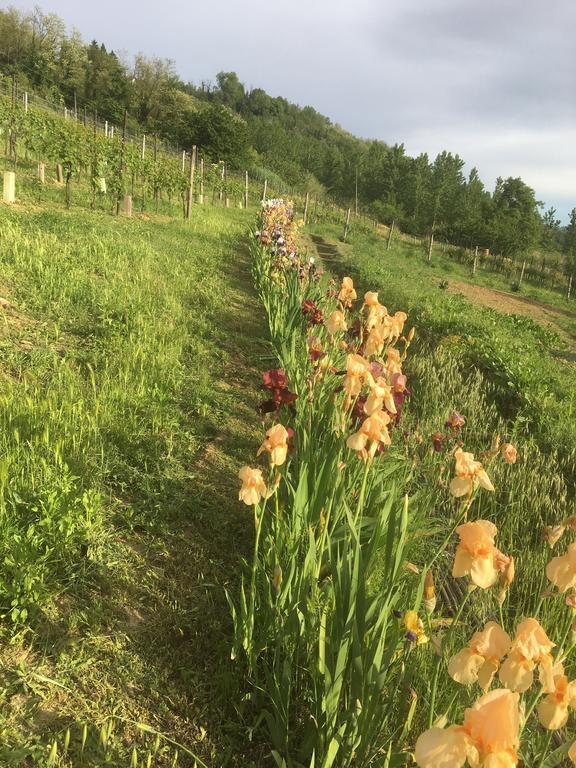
xmin=540 ymin=206 xmax=561 ymax=251
xmin=215 ymin=71 xmax=245 ymax=111
xmin=490 ymin=177 xmax=541 ymax=259
xmin=190 ymin=103 xmax=249 ymax=166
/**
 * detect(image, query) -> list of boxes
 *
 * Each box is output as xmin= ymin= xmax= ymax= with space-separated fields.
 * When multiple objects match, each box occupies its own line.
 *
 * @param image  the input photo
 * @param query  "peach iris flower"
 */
xmin=450 ymin=448 xmax=495 ymax=497
xmin=238 ymin=466 xmax=268 ymax=506
xmin=363 ymin=291 xmax=380 ymax=307
xmin=537 ymin=672 xmax=576 ymax=730
xmin=343 ymin=353 xmax=372 ymax=399
xmin=452 ymin=520 xmax=507 ymax=589
xmin=390 ymin=310 xmax=408 ymax=342
xmin=546 ymin=542 xmax=576 ymax=593
xmin=364 ymin=292 xmax=388 ymax=330
xmin=326 ymin=310 xmax=347 ymax=335
xmin=257 ymin=424 xmax=290 ymax=466
xmin=365 ymin=322 xmax=391 ymax=357
xmin=365 ymin=377 xmax=397 ymax=416
xmin=501 ymin=443 xmax=517 ymax=464
xmin=499 ymin=618 xmax=556 ymax=693
xmin=415 ymin=689 xmax=520 ymax=768
xmin=386 ymin=347 xmax=403 ymax=377
xmin=347 ymin=409 xmax=391 ymax=459
xmin=338 ymin=276 xmax=357 ymax=308
xmin=448 ymin=621 xmax=511 ymax=690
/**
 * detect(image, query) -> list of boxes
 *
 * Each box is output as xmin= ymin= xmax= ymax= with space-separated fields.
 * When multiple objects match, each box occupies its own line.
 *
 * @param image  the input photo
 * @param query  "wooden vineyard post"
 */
xmin=261 ymin=178 xmax=268 ymax=204
xmin=153 ymin=136 xmax=159 ymax=212
xmin=386 ymin=219 xmax=395 ymax=251
xmin=38 ymin=163 xmax=45 ymax=184
xmin=104 ymin=120 xmax=108 ymax=138
xmin=427 ymin=232 xmax=434 ymax=263
xmin=186 ymin=146 xmax=196 ymax=220
xmin=56 ymin=164 xmax=64 ymax=184
xmin=472 ymin=245 xmax=478 ymax=275
xmin=244 ymin=171 xmax=249 ymax=209
xmin=342 ymin=207 xmax=351 ymax=241
xmin=141 ymin=134 xmax=146 ymax=160
xmin=224 ymin=164 xmax=230 ymax=208
xmin=568 ymin=274 xmax=573 ymax=300
xmin=303 ymin=192 xmax=309 ymax=225
xmin=519 ymin=259 xmax=526 ymax=287
xmin=3 ymin=171 xmax=15 ymax=203
xmin=181 ymin=150 xmax=186 ymax=173
xmin=122 ymin=195 xmax=133 ymax=217
xmin=199 ymin=158 xmax=204 ymax=204
xmin=219 ymin=163 xmax=224 ymax=204
xmin=23 ymin=91 xmax=28 ymax=113
xmin=116 ymin=109 xmax=128 ymax=216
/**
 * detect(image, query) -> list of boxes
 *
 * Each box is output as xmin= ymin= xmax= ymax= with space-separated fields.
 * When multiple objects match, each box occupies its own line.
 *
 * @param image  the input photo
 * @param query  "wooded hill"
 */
xmin=1 ymin=5 xmax=575 ymax=273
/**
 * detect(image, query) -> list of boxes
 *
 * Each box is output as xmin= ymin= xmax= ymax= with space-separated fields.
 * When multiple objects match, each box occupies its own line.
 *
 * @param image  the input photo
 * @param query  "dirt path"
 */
xmin=310 ymin=233 xmax=576 ymax=364
xmin=446 ymin=280 xmax=576 ymax=360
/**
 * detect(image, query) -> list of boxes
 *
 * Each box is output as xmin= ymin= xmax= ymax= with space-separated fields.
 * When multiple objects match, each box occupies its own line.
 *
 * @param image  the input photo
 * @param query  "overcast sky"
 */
xmin=9 ymin=0 xmax=576 ymax=221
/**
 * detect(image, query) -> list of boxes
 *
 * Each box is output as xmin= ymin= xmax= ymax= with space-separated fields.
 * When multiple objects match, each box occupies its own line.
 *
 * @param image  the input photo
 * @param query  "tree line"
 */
xmin=0 ymin=5 xmax=574 ymax=275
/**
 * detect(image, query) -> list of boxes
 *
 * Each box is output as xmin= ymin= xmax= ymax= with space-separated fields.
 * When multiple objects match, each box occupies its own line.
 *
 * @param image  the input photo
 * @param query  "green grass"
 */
xmin=0 ymin=201 xmax=273 ymax=765
xmin=307 ymin=221 xmax=576 ymax=452
xmin=301 ymin=221 xmax=576 ymax=760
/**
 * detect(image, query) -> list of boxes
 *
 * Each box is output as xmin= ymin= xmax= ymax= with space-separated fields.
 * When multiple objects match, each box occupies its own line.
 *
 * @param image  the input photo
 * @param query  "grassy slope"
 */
xmin=0 ymin=202 xmax=269 ymax=766
xmin=305 ymin=222 xmax=576 ymax=740
xmin=307 ymin=221 xmax=576 ymax=451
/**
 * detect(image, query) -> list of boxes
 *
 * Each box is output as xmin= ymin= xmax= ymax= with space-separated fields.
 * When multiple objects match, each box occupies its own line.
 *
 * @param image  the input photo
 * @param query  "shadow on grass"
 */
xmin=11 ymin=235 xmax=270 ymax=767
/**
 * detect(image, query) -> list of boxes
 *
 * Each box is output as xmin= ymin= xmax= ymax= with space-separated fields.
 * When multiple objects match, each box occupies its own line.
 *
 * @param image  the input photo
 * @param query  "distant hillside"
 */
xmin=1 ymin=5 xmax=575 ymax=268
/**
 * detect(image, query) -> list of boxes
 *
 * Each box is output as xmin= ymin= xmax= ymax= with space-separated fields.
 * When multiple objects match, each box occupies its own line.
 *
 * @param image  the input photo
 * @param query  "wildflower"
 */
xmin=272 ymin=564 xmax=283 ymax=597
xmin=537 ymin=672 xmax=576 ymax=730
xmin=390 ymin=311 xmax=408 ymax=342
xmin=543 ymin=525 xmax=566 ymax=548
xmin=385 ymin=347 xmax=403 ymax=377
xmin=343 ymin=353 xmax=372 ymax=401
xmin=448 ymin=621 xmax=511 ymax=690
xmin=257 ymin=424 xmax=291 ymax=466
xmin=501 ymin=443 xmax=517 ymax=464
xmin=404 ymin=610 xmax=428 ymax=645
xmin=338 ymin=276 xmax=357 ymax=308
xmin=238 ymin=466 xmax=268 ymax=506
xmin=260 ymin=368 xmax=297 ymax=413
xmin=424 ymin=570 xmax=436 ymax=614
xmin=546 ymin=542 xmax=576 ymax=593
xmin=326 ymin=310 xmax=348 ymax=335
xmin=364 ymin=293 xmax=388 ymax=330
xmin=347 ymin=409 xmax=391 ymax=459
xmin=499 ymin=618 xmax=556 ymax=693
xmin=363 ymin=290 xmax=379 ymax=307
xmin=365 ymin=322 xmax=390 ymax=357
xmin=364 ymin=377 xmax=397 ymax=416
xmin=446 ymin=411 xmax=465 ymax=430
xmin=497 ymin=556 xmax=515 ymax=605
xmin=391 ymin=372 xmax=411 ymax=418
xmin=449 ymin=448 xmax=494 ymax=497
xmin=431 ymin=432 xmax=445 ymax=452
xmin=263 ymin=368 xmax=288 ymax=390
xmin=414 ymin=689 xmax=520 ymax=768
xmin=452 ymin=520 xmax=509 ymax=590
xmin=302 ymin=299 xmax=323 ymax=325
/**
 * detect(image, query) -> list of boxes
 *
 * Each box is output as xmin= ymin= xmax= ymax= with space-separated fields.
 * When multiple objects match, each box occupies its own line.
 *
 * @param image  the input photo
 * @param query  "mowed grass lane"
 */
xmin=0 ymin=203 xmax=268 ymax=766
